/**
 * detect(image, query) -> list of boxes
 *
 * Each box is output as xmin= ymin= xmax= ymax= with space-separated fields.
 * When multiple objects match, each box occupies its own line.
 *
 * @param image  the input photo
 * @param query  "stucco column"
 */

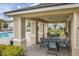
xmin=44 ymin=23 xmax=48 ymax=38
xmin=38 ymin=22 xmax=43 ymax=42
xmin=36 ymin=21 xmax=38 ymax=44
xmin=13 ymin=17 xmax=26 ymax=50
xmin=66 ymin=21 xmax=68 ymax=33
xmin=71 ymin=12 xmax=79 ymax=56
xmin=30 ymin=21 xmax=37 ymax=44
xmin=43 ymin=23 xmax=45 ymax=39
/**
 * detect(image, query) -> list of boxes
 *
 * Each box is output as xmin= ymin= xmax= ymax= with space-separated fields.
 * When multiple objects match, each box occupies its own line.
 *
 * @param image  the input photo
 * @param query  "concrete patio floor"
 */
xmin=24 ymin=43 xmax=71 ymax=56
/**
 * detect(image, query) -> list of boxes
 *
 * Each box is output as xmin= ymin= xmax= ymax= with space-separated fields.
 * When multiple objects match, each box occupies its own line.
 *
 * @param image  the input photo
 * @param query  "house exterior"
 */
xmin=4 ymin=3 xmax=79 ymax=56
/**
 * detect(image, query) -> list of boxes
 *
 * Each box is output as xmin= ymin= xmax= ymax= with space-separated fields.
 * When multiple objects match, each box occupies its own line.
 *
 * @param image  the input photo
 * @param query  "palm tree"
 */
xmin=0 ymin=19 xmax=8 ymax=31
xmin=3 ymin=22 xmax=8 ymax=29
xmin=0 ymin=19 xmax=4 ymax=31
xmin=53 ymin=24 xmax=57 ymax=29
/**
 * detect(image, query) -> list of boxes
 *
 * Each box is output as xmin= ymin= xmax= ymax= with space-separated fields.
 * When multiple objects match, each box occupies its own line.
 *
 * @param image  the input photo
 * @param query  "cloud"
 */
xmin=16 ymin=3 xmax=39 ymax=9
xmin=0 ymin=3 xmax=35 ymax=19
xmin=17 ymin=5 xmax=22 ymax=9
xmin=0 ymin=13 xmax=9 ymax=19
xmin=0 ymin=5 xmax=13 ymax=13
xmin=29 ymin=3 xmax=40 ymax=6
xmin=0 ymin=15 xmax=4 ymax=19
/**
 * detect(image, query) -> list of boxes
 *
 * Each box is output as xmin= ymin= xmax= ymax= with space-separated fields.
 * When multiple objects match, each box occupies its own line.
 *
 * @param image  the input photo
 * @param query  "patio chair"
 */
xmin=40 ymin=37 xmax=49 ymax=48
xmin=58 ymin=39 xmax=69 ymax=55
xmin=47 ymin=41 xmax=59 ymax=56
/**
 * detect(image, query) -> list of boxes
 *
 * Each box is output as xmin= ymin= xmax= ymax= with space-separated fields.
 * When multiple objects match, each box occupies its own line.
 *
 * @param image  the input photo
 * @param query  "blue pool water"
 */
xmin=0 ymin=32 xmax=13 ymax=39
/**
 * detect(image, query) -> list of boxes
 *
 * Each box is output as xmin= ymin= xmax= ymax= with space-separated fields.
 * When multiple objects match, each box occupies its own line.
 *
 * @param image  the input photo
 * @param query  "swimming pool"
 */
xmin=0 ymin=32 xmax=13 ymax=39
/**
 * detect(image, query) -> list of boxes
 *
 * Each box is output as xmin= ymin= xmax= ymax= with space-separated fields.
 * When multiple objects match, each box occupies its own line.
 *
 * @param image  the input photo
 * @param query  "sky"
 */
xmin=0 ymin=3 xmax=39 ymax=20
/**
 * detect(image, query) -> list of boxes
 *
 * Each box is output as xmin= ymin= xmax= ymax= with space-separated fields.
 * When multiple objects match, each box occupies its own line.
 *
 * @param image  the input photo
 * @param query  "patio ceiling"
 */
xmin=4 ymin=3 xmax=75 ymax=23
xmin=27 ymin=13 xmax=71 ymax=23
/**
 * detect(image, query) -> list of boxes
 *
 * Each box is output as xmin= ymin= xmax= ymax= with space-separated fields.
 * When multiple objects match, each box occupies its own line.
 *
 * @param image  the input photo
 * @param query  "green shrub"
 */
xmin=48 ymin=29 xmax=64 ymax=36
xmin=0 ymin=45 xmax=7 ymax=56
xmin=0 ymin=45 xmax=24 ymax=56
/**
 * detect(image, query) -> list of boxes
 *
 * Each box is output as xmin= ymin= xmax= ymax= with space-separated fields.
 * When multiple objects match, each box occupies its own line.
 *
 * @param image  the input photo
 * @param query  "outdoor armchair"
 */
xmin=47 ymin=41 xmax=59 ymax=56
xmin=58 ymin=39 xmax=69 ymax=55
xmin=40 ymin=37 xmax=49 ymax=48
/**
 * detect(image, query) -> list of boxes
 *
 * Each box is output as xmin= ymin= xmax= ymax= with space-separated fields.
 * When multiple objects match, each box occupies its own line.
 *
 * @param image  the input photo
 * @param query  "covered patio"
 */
xmin=4 ymin=3 xmax=79 ymax=56
xmin=24 ymin=13 xmax=72 ymax=56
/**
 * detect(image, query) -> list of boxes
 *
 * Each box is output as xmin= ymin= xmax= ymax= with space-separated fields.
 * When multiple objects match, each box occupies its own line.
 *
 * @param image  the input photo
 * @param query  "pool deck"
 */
xmin=0 ymin=39 xmax=11 ymax=45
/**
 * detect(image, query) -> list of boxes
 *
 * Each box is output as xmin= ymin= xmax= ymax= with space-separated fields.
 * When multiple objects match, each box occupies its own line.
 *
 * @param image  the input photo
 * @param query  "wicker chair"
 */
xmin=58 ymin=39 xmax=69 ymax=55
xmin=40 ymin=37 xmax=49 ymax=48
xmin=47 ymin=41 xmax=59 ymax=56
xmin=47 ymin=37 xmax=59 ymax=56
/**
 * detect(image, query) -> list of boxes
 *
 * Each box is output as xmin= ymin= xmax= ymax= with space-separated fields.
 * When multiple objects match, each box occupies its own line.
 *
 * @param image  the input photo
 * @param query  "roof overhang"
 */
xmin=4 ymin=4 xmax=79 ymax=16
